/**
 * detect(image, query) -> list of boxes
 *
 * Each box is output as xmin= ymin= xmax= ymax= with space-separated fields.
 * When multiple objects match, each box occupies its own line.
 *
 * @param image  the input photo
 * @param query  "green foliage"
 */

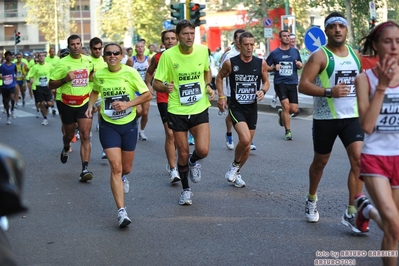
xmin=100 ymin=0 xmax=168 ymax=46
xmin=23 ymin=0 xmax=77 ymax=44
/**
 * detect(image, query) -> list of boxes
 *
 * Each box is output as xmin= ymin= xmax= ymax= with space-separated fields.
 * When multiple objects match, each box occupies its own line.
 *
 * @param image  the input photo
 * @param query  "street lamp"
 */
xmin=285 ymin=0 xmax=290 ymax=15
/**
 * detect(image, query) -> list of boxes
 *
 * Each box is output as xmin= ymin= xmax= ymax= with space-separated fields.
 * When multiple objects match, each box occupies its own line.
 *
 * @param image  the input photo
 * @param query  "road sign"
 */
xmin=264 ymin=28 xmax=273 ymax=38
xmin=369 ymin=1 xmax=376 ymax=19
xmin=163 ymin=20 xmax=172 ymax=29
xmin=304 ymin=26 xmax=326 ymax=53
xmin=263 ymin=17 xmax=272 ymax=28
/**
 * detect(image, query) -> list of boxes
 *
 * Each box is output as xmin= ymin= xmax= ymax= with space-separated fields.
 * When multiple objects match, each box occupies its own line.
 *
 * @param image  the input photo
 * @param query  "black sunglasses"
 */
xmin=91 ymin=47 xmax=102 ymax=51
xmin=104 ymin=51 xmax=121 ymax=56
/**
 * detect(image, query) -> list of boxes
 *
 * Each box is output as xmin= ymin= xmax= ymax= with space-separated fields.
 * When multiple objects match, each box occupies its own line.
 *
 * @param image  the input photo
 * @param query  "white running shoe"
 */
xmin=6 ymin=118 xmax=11 ymax=125
xmin=250 ymin=142 xmax=257 ymax=150
xmin=41 ymin=119 xmax=48 ymax=126
xmin=11 ymin=111 xmax=16 ymax=118
xmin=36 ymin=111 xmax=40 ymax=118
xmin=225 ymin=134 xmax=234 ymax=150
xmin=118 ymin=208 xmax=131 ymax=228
xmin=122 ymin=175 xmax=129 ymax=194
xmin=234 ymin=174 xmax=246 ymax=188
xmin=179 ymin=189 xmax=193 ymax=205
xmin=139 ymin=131 xmax=147 ymax=141
xmin=225 ymin=163 xmax=239 ymax=182
xmin=169 ymin=167 xmax=180 ymax=183
xmin=188 ymin=159 xmax=201 ymax=183
xmin=305 ymin=196 xmax=319 ymax=223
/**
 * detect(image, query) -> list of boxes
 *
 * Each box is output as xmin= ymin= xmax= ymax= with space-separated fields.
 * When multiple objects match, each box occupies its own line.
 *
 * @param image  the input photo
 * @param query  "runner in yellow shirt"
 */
xmin=153 ymin=20 xmax=215 ymax=205
xmin=49 ymin=34 xmax=95 ymax=182
xmin=85 ymin=43 xmax=151 ymax=228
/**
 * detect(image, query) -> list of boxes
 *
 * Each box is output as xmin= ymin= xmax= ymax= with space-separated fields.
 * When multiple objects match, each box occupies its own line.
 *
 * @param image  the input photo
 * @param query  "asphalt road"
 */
xmin=1 ymin=99 xmax=385 ymax=266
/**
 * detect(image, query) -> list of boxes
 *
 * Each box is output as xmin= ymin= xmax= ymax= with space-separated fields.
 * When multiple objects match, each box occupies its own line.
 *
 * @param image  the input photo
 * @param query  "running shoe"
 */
xmin=354 ymin=194 xmax=371 ymax=233
xmin=188 ymin=159 xmax=201 ymax=183
xmin=14 ymin=104 xmax=18 ymax=109
xmin=122 ymin=175 xmax=129 ymax=194
xmin=139 ymin=132 xmax=147 ymax=141
xmin=169 ymin=167 xmax=181 ymax=183
xmin=60 ymin=148 xmax=69 ymax=164
xmin=11 ymin=111 xmax=16 ymax=118
xmin=79 ymin=169 xmax=93 ymax=182
xmin=6 ymin=118 xmax=11 ymax=125
xmin=285 ymin=130 xmax=293 ymax=141
xmin=305 ymin=197 xmax=319 ymax=223
xmin=250 ymin=142 xmax=257 ymax=150
xmin=101 ymin=150 xmax=107 ymax=159
xmin=234 ymin=174 xmax=246 ymax=188
xmin=225 ymin=134 xmax=234 ymax=150
xmin=341 ymin=209 xmax=361 ymax=234
xmin=52 ymin=108 xmax=57 ymax=115
xmin=188 ymin=133 xmax=195 ymax=146
xmin=179 ymin=189 xmax=193 ymax=205
xmin=76 ymin=130 xmax=80 ymax=140
xmin=118 ymin=208 xmax=131 ymax=228
xmin=41 ymin=119 xmax=48 ymax=126
xmin=225 ymin=163 xmax=239 ymax=182
xmin=36 ymin=111 xmax=40 ymax=118
xmin=277 ymin=108 xmax=283 ymax=127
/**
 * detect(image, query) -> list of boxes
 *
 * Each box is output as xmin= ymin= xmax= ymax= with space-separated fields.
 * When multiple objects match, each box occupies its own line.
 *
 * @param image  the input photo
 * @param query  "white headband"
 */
xmin=324 ymin=17 xmax=348 ymax=28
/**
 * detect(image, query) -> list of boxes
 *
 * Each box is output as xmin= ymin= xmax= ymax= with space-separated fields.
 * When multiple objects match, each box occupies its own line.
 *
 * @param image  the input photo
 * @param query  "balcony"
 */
xmin=0 ymin=10 xmax=28 ymax=23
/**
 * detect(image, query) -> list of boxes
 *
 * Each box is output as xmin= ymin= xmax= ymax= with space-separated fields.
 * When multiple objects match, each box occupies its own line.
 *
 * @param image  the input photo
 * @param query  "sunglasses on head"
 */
xmin=104 ymin=50 xmax=121 ymax=56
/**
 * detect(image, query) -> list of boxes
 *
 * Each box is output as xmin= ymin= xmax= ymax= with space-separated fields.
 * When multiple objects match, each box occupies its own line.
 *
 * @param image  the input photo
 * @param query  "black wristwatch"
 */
xmin=61 ymin=78 xmax=67 ymax=84
xmin=261 ymin=89 xmax=267 ymax=95
xmin=325 ymin=88 xmax=332 ymax=98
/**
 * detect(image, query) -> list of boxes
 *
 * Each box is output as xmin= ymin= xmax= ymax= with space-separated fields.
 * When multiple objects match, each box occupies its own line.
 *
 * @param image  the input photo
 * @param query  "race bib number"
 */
xmin=235 ymin=82 xmax=257 ymax=104
xmin=71 ymin=69 xmax=89 ymax=87
xmin=39 ymin=76 xmax=48 ymax=87
xmin=16 ymin=71 xmax=22 ymax=78
xmin=178 ymin=82 xmax=202 ymax=106
xmin=136 ymin=67 xmax=147 ymax=81
xmin=376 ymin=93 xmax=399 ymax=133
xmin=103 ymin=94 xmax=132 ymax=120
xmin=279 ymin=62 xmax=293 ymax=76
xmin=335 ymin=70 xmax=357 ymax=97
xmin=3 ymin=74 xmax=13 ymax=85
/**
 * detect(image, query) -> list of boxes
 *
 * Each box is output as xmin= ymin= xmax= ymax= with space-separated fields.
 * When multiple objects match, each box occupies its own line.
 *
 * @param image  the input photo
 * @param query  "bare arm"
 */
xmin=126 ymin=57 xmax=133 ymax=67
xmin=215 ymin=59 xmax=231 ymax=97
xmin=298 ymin=50 xmax=327 ymax=97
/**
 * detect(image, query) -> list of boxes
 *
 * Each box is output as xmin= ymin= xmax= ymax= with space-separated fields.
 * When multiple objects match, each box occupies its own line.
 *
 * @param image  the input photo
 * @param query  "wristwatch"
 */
xmin=61 ymin=78 xmax=67 ymax=84
xmin=261 ymin=89 xmax=267 ymax=95
xmin=325 ymin=88 xmax=332 ymax=98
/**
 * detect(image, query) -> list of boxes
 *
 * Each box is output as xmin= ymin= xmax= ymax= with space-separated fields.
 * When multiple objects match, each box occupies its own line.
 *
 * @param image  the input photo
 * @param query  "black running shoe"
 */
xmin=60 ymin=148 xmax=69 ymax=164
xmin=79 ymin=169 xmax=93 ymax=182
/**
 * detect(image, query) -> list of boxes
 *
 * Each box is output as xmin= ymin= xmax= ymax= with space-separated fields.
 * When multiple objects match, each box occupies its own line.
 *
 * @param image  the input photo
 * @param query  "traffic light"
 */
xmin=189 ymin=3 xmax=206 ymax=27
xmin=15 ymin=32 xmax=20 ymax=45
xmin=170 ymin=3 xmax=184 ymax=26
xmin=369 ymin=17 xmax=375 ymax=30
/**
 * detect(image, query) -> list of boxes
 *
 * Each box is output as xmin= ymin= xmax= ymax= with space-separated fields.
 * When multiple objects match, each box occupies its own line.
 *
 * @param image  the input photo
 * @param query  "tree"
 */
xmin=23 ymin=0 xmax=77 ymax=45
xmin=100 ymin=0 xmax=168 ymax=46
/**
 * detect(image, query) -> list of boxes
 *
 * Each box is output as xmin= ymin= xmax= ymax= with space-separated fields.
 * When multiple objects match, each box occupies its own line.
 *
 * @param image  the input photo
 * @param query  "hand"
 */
xmin=256 ymin=90 xmax=265 ymax=101
xmin=376 ymin=54 xmax=397 ymax=89
xmin=112 ymin=101 xmax=129 ymax=111
xmin=295 ymin=60 xmax=303 ymax=68
xmin=333 ymin=82 xmax=351 ymax=97
xmin=207 ymin=86 xmax=215 ymax=101
xmin=217 ymin=97 xmax=227 ymax=113
xmin=164 ymin=81 xmax=174 ymax=94
xmin=275 ymin=64 xmax=281 ymax=71
xmin=85 ymin=107 xmax=93 ymax=118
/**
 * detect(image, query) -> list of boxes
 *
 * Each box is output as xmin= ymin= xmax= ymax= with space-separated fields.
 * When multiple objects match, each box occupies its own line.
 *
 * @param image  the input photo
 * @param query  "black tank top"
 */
xmin=229 ymin=55 xmax=262 ymax=110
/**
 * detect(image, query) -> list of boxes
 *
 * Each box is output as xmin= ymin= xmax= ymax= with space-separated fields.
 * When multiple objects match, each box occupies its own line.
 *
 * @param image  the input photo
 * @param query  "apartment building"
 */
xmin=0 ymin=0 xmax=101 ymax=53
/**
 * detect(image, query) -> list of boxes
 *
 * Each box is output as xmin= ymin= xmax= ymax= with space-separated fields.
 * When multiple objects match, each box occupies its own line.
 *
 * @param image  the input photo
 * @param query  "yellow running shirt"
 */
xmin=50 ymin=55 xmax=93 ymax=107
xmin=154 ymin=44 xmax=210 ymax=115
xmin=29 ymin=63 xmax=53 ymax=87
xmin=93 ymin=64 xmax=149 ymax=125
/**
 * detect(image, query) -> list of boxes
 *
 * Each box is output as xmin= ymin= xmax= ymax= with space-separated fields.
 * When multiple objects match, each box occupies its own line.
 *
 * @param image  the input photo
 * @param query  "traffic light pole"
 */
xmin=14 ymin=29 xmax=17 ymax=54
